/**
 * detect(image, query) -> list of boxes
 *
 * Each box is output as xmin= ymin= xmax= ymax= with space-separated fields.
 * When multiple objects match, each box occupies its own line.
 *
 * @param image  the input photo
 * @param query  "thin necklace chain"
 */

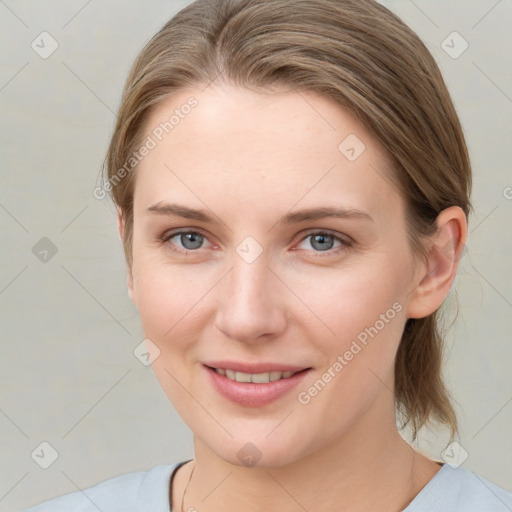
xmin=179 ymin=452 xmax=418 ymax=511
xmin=180 ymin=461 xmax=196 ymax=512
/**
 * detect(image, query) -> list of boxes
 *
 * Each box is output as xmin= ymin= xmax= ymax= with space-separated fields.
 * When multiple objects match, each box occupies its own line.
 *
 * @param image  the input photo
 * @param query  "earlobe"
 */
xmin=406 ymin=206 xmax=467 ymax=319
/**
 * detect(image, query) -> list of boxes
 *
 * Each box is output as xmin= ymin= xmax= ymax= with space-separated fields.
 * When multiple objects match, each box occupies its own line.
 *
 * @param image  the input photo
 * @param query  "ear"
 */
xmin=117 ymin=209 xmax=134 ymax=301
xmin=406 ymin=206 xmax=467 ymax=319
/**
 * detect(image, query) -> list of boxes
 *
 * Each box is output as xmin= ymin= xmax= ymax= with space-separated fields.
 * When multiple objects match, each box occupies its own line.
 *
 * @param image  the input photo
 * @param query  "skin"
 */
xmin=118 ymin=83 xmax=467 ymax=512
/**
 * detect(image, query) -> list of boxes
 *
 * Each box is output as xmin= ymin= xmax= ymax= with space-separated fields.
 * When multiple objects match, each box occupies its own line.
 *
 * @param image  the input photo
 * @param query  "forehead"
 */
xmin=133 ymin=83 xmax=403 ymax=223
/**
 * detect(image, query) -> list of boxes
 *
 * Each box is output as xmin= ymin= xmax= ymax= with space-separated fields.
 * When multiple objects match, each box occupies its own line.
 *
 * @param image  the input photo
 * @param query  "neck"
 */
xmin=179 ymin=400 xmax=440 ymax=512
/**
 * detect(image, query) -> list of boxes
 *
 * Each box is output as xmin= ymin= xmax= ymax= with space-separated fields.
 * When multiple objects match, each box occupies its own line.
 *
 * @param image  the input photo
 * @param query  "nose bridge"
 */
xmin=231 ymin=249 xmax=273 ymax=300
xmin=214 ymin=247 xmax=286 ymax=342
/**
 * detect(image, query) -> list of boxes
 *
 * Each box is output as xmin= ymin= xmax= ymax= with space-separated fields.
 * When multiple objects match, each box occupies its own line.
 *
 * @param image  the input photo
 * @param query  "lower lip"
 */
xmin=204 ymin=365 xmax=312 ymax=407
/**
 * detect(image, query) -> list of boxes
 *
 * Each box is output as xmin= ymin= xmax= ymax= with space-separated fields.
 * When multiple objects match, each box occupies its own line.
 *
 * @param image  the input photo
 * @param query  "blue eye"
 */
xmin=162 ymin=230 xmax=210 ymax=252
xmin=297 ymin=232 xmax=347 ymax=253
xmin=160 ymin=229 xmax=351 ymax=256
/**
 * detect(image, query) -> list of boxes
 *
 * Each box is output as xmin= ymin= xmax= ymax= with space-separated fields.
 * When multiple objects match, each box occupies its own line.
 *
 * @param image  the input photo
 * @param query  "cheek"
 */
xmin=293 ymin=269 xmax=407 ymax=434
xmin=289 ymin=256 xmax=409 ymax=410
xmin=130 ymin=260 xmax=211 ymax=406
xmin=286 ymin=255 xmax=409 ymax=346
xmin=132 ymin=261 xmax=209 ymax=342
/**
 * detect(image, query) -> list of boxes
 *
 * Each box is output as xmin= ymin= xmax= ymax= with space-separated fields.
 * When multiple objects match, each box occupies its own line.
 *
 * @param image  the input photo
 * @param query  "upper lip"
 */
xmin=203 ymin=361 xmax=311 ymax=374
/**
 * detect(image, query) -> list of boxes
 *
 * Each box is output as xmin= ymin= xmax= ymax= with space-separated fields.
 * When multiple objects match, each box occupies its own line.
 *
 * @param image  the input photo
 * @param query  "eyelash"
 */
xmin=159 ymin=228 xmax=353 ymax=257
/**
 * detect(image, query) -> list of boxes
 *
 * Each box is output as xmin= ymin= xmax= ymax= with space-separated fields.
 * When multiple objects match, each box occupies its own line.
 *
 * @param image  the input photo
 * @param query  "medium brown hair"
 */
xmin=102 ymin=0 xmax=471 ymax=440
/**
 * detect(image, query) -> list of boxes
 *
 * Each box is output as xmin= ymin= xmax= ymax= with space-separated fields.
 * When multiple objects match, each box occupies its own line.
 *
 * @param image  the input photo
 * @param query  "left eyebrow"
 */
xmin=277 ymin=206 xmax=373 ymax=225
xmin=145 ymin=202 xmax=373 ymax=226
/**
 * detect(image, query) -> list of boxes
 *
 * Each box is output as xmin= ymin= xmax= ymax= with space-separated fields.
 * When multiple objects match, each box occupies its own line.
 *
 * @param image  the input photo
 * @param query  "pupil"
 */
xmin=312 ymin=234 xmax=333 ymax=251
xmin=182 ymin=232 xmax=202 ymax=250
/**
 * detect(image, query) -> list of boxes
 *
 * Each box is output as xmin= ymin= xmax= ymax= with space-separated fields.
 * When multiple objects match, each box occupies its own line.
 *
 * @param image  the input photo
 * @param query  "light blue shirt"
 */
xmin=23 ymin=461 xmax=512 ymax=511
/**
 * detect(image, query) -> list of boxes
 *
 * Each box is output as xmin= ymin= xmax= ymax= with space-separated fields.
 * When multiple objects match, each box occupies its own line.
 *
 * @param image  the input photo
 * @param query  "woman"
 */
xmin=25 ymin=0 xmax=512 ymax=510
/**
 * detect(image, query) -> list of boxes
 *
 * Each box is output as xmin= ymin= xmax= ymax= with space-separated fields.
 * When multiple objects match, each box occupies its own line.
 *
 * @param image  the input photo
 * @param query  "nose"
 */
xmin=214 ymin=253 xmax=288 ymax=344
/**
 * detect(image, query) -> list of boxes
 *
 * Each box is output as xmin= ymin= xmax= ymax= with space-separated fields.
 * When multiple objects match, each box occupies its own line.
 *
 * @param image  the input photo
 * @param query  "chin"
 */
xmin=194 ymin=420 xmax=321 ymax=470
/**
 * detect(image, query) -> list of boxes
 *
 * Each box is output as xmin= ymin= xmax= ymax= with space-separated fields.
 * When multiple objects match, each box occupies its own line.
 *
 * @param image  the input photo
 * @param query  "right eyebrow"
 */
xmin=145 ymin=202 xmax=214 ymax=223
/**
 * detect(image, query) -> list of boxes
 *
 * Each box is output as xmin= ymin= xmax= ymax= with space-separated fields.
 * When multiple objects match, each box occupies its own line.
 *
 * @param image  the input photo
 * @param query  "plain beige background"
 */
xmin=0 ymin=1 xmax=511 ymax=510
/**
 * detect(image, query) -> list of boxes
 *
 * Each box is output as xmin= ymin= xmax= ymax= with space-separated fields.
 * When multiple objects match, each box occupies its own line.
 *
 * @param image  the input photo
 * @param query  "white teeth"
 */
xmin=252 ymin=372 xmax=272 ymax=383
xmin=235 ymin=371 xmax=252 ymax=383
xmin=214 ymin=368 xmax=298 ymax=383
xmin=269 ymin=371 xmax=282 ymax=382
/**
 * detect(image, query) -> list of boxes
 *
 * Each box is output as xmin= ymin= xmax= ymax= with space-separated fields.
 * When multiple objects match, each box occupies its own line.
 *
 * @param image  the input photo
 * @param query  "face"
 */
xmin=125 ymin=83 xmax=424 ymax=467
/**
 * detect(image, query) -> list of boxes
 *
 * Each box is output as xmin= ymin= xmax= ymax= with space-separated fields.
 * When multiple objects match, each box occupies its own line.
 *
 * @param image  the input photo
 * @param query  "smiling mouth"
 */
xmin=206 ymin=366 xmax=311 ymax=384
